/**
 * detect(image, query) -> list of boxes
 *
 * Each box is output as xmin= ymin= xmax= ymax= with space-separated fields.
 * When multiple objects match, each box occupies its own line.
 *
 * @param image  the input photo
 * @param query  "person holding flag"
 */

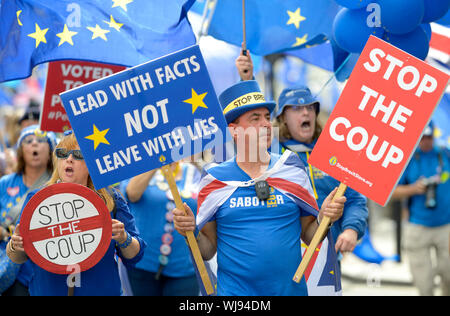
xmin=236 ymin=50 xmax=368 ymax=256
xmin=172 ymin=80 xmax=346 ymax=296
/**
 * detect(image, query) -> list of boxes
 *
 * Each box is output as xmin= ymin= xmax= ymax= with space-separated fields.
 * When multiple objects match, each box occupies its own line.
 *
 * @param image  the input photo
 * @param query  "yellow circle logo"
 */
xmin=159 ymin=155 xmax=166 ymax=163
xmin=329 ymin=156 xmax=337 ymax=166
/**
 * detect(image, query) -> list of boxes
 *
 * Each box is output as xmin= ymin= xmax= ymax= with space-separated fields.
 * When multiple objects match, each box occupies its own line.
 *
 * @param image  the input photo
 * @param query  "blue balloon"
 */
xmin=436 ymin=8 xmax=450 ymax=26
xmin=335 ymin=0 xmax=371 ymax=9
xmin=384 ymin=26 xmax=430 ymax=60
xmin=421 ymin=23 xmax=432 ymax=41
xmin=378 ymin=0 xmax=425 ymax=35
xmin=422 ymin=0 xmax=450 ymax=23
xmin=333 ymin=8 xmax=384 ymax=54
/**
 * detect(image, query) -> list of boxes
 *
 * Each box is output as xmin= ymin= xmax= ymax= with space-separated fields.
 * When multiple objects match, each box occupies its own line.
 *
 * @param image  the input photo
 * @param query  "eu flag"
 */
xmin=0 ymin=0 xmax=196 ymax=82
xmin=206 ymin=0 xmax=340 ymax=56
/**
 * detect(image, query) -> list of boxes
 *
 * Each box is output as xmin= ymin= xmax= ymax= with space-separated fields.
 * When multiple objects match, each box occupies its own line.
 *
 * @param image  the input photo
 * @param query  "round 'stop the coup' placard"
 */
xmin=20 ymin=183 xmax=112 ymax=275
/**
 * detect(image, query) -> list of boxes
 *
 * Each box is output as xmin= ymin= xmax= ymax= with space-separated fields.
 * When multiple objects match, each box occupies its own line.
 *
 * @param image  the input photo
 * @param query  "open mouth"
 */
xmin=301 ymin=121 xmax=311 ymax=128
xmin=65 ymin=166 xmax=74 ymax=176
xmin=32 ymin=150 xmax=39 ymax=157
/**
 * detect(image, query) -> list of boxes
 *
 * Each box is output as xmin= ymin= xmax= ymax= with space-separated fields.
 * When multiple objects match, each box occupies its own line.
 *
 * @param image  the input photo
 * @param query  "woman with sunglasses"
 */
xmin=0 ymin=125 xmax=56 ymax=296
xmin=6 ymin=131 xmax=146 ymax=296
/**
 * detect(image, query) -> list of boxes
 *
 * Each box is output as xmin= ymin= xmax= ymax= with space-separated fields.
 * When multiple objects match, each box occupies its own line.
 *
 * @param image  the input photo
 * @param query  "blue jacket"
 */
xmin=279 ymin=140 xmax=368 ymax=242
xmin=398 ymin=146 xmax=450 ymax=227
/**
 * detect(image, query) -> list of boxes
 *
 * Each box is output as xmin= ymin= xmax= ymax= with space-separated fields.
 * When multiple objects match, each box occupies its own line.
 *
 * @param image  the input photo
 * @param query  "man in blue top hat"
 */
xmin=172 ymin=80 xmax=347 ymax=296
xmin=392 ymin=122 xmax=450 ymax=296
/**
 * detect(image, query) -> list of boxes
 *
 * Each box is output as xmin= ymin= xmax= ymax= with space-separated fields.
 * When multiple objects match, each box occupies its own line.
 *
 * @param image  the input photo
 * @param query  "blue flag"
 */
xmin=0 ymin=0 xmax=196 ymax=82
xmin=433 ymin=93 xmax=450 ymax=148
xmin=207 ymin=0 xmax=340 ymax=56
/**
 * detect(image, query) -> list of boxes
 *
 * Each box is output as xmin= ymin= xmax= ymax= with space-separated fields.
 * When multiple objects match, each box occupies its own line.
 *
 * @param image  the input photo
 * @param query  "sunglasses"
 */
xmin=290 ymin=104 xmax=316 ymax=112
xmin=55 ymin=148 xmax=84 ymax=160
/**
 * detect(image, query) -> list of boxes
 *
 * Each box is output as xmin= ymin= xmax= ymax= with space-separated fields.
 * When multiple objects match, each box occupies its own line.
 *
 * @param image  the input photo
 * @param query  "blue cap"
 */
xmin=17 ymin=125 xmax=58 ymax=151
xmin=423 ymin=121 xmax=434 ymax=137
xmin=275 ymin=86 xmax=320 ymax=118
xmin=218 ymin=80 xmax=276 ymax=124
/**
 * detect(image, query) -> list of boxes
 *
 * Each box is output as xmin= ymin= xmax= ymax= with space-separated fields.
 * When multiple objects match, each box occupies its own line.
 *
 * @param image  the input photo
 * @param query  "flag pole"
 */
xmin=161 ymin=165 xmax=214 ymax=295
xmin=242 ymin=0 xmax=247 ymax=52
xmin=197 ymin=0 xmax=212 ymax=42
xmin=241 ymin=0 xmax=250 ymax=76
xmin=293 ymin=182 xmax=347 ymax=283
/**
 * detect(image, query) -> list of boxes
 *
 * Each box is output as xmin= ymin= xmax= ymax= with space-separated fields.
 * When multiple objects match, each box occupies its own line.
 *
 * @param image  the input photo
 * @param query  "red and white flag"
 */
xmin=196 ymin=150 xmax=319 ymax=229
xmin=429 ymin=23 xmax=450 ymax=64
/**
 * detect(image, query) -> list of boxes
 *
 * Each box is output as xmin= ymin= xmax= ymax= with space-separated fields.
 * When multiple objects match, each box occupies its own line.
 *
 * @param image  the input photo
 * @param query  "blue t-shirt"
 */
xmin=399 ymin=147 xmax=450 ymax=227
xmin=206 ymin=153 xmax=310 ymax=296
xmin=120 ymin=165 xmax=197 ymax=278
xmin=17 ymin=188 xmax=146 ymax=296
xmin=0 ymin=173 xmax=34 ymax=288
xmin=280 ymin=140 xmax=368 ymax=241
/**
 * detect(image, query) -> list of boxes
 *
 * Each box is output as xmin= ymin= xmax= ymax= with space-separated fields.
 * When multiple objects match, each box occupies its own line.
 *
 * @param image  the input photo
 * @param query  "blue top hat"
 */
xmin=275 ymin=86 xmax=320 ymax=118
xmin=218 ymin=80 xmax=276 ymax=124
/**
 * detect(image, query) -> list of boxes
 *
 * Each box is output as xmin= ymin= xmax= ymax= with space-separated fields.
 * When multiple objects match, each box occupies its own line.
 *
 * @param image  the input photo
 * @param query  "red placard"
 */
xmin=20 ymin=183 xmax=112 ymax=275
xmin=309 ymin=36 xmax=450 ymax=206
xmin=40 ymin=60 xmax=126 ymax=132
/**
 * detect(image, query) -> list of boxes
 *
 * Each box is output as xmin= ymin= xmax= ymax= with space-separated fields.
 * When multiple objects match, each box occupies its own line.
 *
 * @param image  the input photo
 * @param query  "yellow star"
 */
xmin=27 ymin=23 xmax=49 ymax=48
xmin=287 ymin=8 xmax=306 ymax=29
xmin=104 ymin=15 xmax=123 ymax=32
xmin=183 ymin=89 xmax=208 ymax=114
xmin=56 ymin=24 xmax=78 ymax=46
xmin=292 ymin=34 xmax=308 ymax=47
xmin=112 ymin=0 xmax=134 ymax=12
xmin=16 ymin=10 xmax=23 ymax=26
xmin=434 ymin=127 xmax=442 ymax=138
xmin=85 ymin=124 xmax=110 ymax=150
xmin=87 ymin=24 xmax=110 ymax=41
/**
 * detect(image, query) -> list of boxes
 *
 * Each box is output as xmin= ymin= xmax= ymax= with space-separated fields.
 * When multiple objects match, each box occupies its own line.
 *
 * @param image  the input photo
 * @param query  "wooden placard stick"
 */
xmin=161 ymin=165 xmax=214 ymax=295
xmin=293 ymin=182 xmax=347 ymax=283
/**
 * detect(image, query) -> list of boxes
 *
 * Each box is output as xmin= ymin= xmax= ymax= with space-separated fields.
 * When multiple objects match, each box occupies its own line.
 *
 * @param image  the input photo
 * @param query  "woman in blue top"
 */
xmin=0 ymin=125 xmax=57 ymax=296
xmin=121 ymin=162 xmax=199 ymax=296
xmin=6 ymin=131 xmax=146 ymax=296
xmin=272 ymin=87 xmax=369 ymax=254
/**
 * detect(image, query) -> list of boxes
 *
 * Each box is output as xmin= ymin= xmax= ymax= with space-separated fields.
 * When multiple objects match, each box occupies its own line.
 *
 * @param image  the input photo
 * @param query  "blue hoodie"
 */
xmin=278 ymin=139 xmax=368 ymax=242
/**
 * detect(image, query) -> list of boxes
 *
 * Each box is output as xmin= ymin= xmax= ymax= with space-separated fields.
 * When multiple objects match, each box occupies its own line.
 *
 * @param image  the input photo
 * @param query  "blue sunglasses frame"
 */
xmin=55 ymin=148 xmax=84 ymax=160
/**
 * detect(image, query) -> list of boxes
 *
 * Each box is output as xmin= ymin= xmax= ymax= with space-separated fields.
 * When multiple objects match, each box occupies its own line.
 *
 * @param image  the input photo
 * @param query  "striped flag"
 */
xmin=429 ymin=23 xmax=450 ymax=65
xmin=196 ymin=150 xmax=342 ymax=296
